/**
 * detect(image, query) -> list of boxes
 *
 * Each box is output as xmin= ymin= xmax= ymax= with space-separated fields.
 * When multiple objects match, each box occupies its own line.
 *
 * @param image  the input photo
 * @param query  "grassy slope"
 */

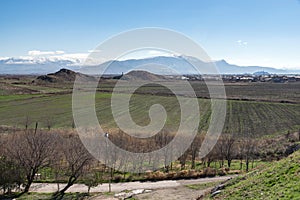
xmin=212 ymin=150 xmax=300 ymax=200
xmin=0 ymin=92 xmax=299 ymax=136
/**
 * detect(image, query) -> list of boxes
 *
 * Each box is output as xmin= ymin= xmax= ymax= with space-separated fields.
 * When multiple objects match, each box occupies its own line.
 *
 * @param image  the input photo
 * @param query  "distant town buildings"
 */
xmin=101 ymin=70 xmax=300 ymax=83
xmin=221 ymin=74 xmax=300 ymax=83
xmin=181 ymin=73 xmax=300 ymax=83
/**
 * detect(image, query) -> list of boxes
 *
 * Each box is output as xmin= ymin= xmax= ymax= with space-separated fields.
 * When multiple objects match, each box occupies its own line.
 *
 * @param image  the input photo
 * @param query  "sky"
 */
xmin=0 ymin=0 xmax=300 ymax=69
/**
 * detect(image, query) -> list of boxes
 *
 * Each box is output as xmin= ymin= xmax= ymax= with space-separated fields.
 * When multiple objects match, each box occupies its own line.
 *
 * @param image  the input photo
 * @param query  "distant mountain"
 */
xmin=213 ymin=59 xmax=291 ymax=74
xmin=253 ymin=71 xmax=270 ymax=76
xmin=94 ymin=56 xmax=299 ymax=75
xmin=0 ymin=57 xmax=80 ymax=75
xmin=95 ymin=56 xmax=201 ymax=75
xmin=0 ymin=56 xmax=299 ymax=75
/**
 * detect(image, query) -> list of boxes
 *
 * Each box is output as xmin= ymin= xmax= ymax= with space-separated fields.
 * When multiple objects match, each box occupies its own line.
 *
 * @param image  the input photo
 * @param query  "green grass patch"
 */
xmin=186 ymin=181 xmax=223 ymax=190
xmin=15 ymin=192 xmax=91 ymax=200
xmin=211 ymin=150 xmax=300 ymax=200
xmin=0 ymin=94 xmax=43 ymax=102
xmin=16 ymin=192 xmax=53 ymax=200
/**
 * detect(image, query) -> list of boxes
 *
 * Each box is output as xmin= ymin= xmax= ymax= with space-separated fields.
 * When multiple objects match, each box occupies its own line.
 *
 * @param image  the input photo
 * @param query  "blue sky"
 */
xmin=0 ymin=0 xmax=300 ymax=69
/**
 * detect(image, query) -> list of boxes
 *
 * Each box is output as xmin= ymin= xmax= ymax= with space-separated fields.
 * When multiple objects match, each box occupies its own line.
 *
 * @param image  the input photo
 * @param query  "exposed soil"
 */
xmin=30 ymin=176 xmax=232 ymax=200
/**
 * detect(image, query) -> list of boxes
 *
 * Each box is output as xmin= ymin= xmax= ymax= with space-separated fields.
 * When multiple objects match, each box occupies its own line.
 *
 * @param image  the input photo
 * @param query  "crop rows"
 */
xmin=0 ymin=93 xmax=299 ymax=137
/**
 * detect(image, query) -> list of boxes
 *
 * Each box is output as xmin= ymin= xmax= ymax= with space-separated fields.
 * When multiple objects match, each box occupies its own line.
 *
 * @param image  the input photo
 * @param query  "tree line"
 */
xmin=1 ymin=125 xmax=299 ymax=198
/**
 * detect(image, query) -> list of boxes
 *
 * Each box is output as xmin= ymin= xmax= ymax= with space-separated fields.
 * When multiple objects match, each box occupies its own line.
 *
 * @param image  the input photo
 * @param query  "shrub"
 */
xmin=126 ymin=175 xmax=133 ymax=182
xmin=177 ymin=170 xmax=189 ymax=178
xmin=202 ymin=167 xmax=216 ymax=177
xmin=166 ymin=171 xmax=177 ymax=179
xmin=217 ymin=169 xmax=227 ymax=176
xmin=114 ymin=175 xmax=123 ymax=183
xmin=188 ymin=170 xmax=200 ymax=178
xmin=146 ymin=171 xmax=166 ymax=181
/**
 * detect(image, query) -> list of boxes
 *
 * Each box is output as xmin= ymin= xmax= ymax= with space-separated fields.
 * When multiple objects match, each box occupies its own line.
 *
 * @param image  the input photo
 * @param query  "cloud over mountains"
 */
xmin=0 ymin=51 xmax=299 ymax=75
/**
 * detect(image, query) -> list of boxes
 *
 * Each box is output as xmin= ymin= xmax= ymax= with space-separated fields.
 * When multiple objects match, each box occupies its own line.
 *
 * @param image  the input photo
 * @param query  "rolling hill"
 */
xmin=32 ymin=68 xmax=96 ymax=84
xmin=121 ymin=70 xmax=167 ymax=81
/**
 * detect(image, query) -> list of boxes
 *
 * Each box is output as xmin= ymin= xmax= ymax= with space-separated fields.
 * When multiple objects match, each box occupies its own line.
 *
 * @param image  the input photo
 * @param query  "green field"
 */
xmin=0 ymin=92 xmax=299 ymax=136
xmin=0 ymin=75 xmax=299 ymax=136
xmin=1 ymin=74 xmax=300 ymax=103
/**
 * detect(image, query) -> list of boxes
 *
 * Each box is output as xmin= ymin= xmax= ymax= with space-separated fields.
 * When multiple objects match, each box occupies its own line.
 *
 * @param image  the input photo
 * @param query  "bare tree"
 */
xmin=24 ymin=116 xmax=31 ymax=130
xmin=216 ymin=137 xmax=225 ymax=168
xmin=240 ymin=123 xmax=258 ymax=172
xmin=82 ymin=164 xmax=101 ymax=195
xmin=202 ymin=145 xmax=217 ymax=168
xmin=222 ymin=134 xmax=236 ymax=168
xmin=243 ymin=136 xmax=256 ymax=172
xmin=53 ymin=134 xmax=93 ymax=199
xmin=6 ymin=123 xmax=57 ymax=193
xmin=45 ymin=117 xmax=53 ymax=130
xmin=190 ymin=134 xmax=203 ymax=169
xmin=0 ymin=157 xmax=24 ymax=194
xmin=178 ymin=150 xmax=189 ymax=170
xmin=200 ymin=137 xmax=213 ymax=168
xmin=155 ymin=130 xmax=173 ymax=172
xmin=237 ymin=140 xmax=245 ymax=170
xmin=0 ymin=134 xmax=24 ymax=194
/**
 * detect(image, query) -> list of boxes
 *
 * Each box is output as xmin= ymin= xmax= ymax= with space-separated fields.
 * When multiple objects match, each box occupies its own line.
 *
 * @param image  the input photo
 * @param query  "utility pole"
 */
xmin=104 ymin=132 xmax=111 ymax=193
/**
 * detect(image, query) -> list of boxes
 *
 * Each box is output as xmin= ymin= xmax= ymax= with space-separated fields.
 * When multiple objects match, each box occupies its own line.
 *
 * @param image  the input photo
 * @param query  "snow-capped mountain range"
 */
xmin=0 ymin=55 xmax=299 ymax=75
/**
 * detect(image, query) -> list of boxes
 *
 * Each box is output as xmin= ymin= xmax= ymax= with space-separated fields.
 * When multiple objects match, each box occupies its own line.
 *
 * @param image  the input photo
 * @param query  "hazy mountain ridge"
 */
xmin=0 ymin=56 xmax=299 ymax=75
xmin=0 ymin=57 xmax=80 ymax=75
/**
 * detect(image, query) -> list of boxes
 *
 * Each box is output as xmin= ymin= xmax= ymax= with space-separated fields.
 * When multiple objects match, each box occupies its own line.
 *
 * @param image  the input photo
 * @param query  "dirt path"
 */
xmin=135 ymin=177 xmax=233 ymax=200
xmin=30 ymin=176 xmax=232 ymax=199
xmin=30 ymin=176 xmax=231 ymax=193
xmin=134 ymin=186 xmax=208 ymax=200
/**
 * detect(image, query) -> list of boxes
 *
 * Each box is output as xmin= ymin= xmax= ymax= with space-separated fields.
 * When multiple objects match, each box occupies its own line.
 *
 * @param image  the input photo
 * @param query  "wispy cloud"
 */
xmin=237 ymin=40 xmax=248 ymax=46
xmin=118 ymin=49 xmax=174 ymax=61
xmin=0 ymin=56 xmax=10 ymax=60
xmin=88 ymin=49 xmax=102 ymax=53
xmin=2 ymin=50 xmax=108 ymax=66
xmin=28 ymin=50 xmax=65 ymax=56
xmin=29 ymin=50 xmax=91 ymax=64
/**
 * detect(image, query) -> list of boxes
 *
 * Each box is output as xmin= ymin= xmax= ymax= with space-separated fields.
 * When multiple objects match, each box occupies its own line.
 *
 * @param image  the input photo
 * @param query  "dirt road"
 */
xmin=30 ymin=176 xmax=232 ymax=199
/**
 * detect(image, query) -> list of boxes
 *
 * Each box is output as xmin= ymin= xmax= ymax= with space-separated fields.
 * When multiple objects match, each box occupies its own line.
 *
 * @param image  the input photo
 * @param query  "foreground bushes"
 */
xmin=144 ymin=167 xmax=229 ymax=181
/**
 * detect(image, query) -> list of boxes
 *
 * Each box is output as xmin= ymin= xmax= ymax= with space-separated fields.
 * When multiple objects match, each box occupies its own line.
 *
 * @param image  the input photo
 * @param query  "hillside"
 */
xmin=121 ymin=70 xmax=167 ymax=81
xmin=211 ymin=150 xmax=300 ymax=199
xmin=33 ymin=68 xmax=96 ymax=84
